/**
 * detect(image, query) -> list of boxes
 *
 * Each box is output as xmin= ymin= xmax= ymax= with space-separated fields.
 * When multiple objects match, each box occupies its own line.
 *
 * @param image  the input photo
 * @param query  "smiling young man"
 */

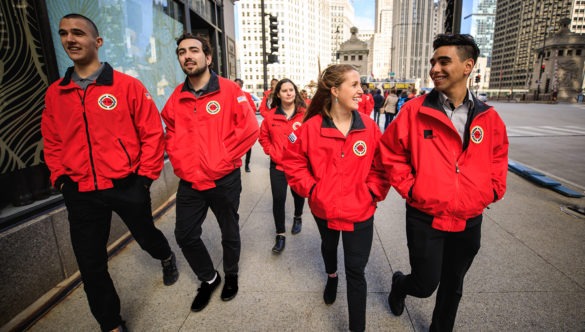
xmin=379 ymin=34 xmax=509 ymax=331
xmin=42 ymin=13 xmax=178 ymax=332
xmin=161 ymin=33 xmax=259 ymax=313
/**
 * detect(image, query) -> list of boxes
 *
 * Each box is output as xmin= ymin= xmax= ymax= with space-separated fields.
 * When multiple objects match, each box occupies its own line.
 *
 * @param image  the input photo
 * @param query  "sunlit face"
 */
xmin=277 ymin=82 xmax=296 ymax=106
xmin=429 ymin=45 xmax=474 ymax=95
xmin=177 ymin=38 xmax=211 ymax=78
xmin=58 ymin=17 xmax=102 ymax=65
xmin=332 ymin=70 xmax=363 ymax=112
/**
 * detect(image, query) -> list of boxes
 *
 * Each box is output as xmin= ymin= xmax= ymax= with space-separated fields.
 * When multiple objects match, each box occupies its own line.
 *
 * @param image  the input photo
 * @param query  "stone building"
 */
xmin=530 ymin=18 xmax=585 ymax=102
xmin=338 ymin=27 xmax=370 ymax=77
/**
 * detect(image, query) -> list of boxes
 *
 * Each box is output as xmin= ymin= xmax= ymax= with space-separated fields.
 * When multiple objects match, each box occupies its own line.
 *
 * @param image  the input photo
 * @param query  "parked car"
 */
xmin=477 ymin=93 xmax=488 ymax=102
xmin=250 ymin=94 xmax=261 ymax=114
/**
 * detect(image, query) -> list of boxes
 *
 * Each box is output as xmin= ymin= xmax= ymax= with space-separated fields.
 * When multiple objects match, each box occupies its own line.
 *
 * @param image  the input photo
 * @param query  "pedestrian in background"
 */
xmin=161 ymin=33 xmax=259 ymax=313
xmin=42 ymin=13 xmax=178 ymax=332
xmin=259 ymin=78 xmax=307 ymax=253
xmin=357 ymin=83 xmax=374 ymax=116
xmin=373 ymin=88 xmax=385 ymax=126
xmin=382 ymin=88 xmax=398 ymax=130
xmin=259 ymin=78 xmax=279 ymax=117
xmin=283 ymin=64 xmax=390 ymax=332
xmin=235 ymin=78 xmax=257 ymax=173
xmin=380 ymin=33 xmax=508 ymax=331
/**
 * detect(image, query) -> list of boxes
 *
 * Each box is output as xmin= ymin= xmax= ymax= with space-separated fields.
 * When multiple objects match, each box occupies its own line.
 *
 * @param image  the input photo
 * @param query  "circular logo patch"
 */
xmin=98 ymin=94 xmax=117 ymax=110
xmin=292 ymin=121 xmax=302 ymax=131
xmin=206 ymin=101 xmax=221 ymax=115
xmin=470 ymin=126 xmax=484 ymax=144
xmin=353 ymin=140 xmax=367 ymax=157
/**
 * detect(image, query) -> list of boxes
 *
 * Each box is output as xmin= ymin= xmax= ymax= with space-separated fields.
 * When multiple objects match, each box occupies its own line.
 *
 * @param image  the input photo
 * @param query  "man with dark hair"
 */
xmin=42 ymin=13 xmax=178 ymax=332
xmin=379 ymin=33 xmax=508 ymax=331
xmin=161 ymin=33 xmax=259 ymax=312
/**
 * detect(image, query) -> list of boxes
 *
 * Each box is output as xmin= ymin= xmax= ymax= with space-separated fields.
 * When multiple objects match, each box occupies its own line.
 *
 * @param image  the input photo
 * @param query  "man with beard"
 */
xmin=161 ymin=33 xmax=259 ymax=312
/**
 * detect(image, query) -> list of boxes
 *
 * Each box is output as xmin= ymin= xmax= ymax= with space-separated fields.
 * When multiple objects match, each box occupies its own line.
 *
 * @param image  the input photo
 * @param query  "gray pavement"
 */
xmin=28 ymin=141 xmax=585 ymax=331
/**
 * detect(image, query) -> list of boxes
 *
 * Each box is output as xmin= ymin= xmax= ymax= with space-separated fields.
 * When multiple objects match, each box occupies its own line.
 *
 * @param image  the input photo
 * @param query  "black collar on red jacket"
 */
xmin=321 ymin=110 xmax=365 ymax=131
xmin=422 ymin=89 xmax=492 ymax=151
xmin=180 ymin=70 xmax=220 ymax=96
xmin=59 ymin=62 xmax=114 ymax=86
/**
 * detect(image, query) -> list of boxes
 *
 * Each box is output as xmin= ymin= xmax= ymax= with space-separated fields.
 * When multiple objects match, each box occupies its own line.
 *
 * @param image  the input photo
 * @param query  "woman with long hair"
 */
xmin=258 ymin=78 xmax=307 ymax=253
xmin=283 ymin=65 xmax=390 ymax=332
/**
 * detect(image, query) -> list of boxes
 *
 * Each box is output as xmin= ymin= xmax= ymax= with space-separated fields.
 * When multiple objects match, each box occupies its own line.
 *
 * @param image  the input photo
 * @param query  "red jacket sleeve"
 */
xmin=367 ymin=126 xmax=391 ymax=201
xmin=41 ymin=87 xmax=65 ymax=186
xmin=244 ymin=91 xmax=256 ymax=113
xmin=258 ymin=114 xmax=273 ymax=157
xmin=129 ymin=82 xmax=165 ymax=180
xmin=490 ymin=112 xmax=509 ymax=201
xmin=379 ymin=105 xmax=415 ymax=199
xmin=282 ymin=124 xmax=316 ymax=198
xmin=223 ymin=89 xmax=260 ymax=162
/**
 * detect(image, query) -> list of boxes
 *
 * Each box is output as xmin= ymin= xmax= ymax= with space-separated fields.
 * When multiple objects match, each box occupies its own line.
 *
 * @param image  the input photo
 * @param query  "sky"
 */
xmin=353 ymin=0 xmax=375 ymax=31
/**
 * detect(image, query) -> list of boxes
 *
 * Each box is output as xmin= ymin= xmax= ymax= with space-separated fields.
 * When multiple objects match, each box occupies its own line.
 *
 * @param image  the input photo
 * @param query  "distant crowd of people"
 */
xmin=43 ymin=12 xmax=508 ymax=332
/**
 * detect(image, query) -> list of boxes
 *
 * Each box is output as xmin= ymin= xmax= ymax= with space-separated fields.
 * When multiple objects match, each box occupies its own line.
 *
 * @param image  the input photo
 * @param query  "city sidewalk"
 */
xmin=27 ymin=142 xmax=585 ymax=331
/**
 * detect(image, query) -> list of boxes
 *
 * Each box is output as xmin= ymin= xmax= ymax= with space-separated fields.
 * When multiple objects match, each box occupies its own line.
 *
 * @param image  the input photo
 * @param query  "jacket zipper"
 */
xmin=79 ymin=87 xmax=99 ymax=190
xmin=118 ymin=139 xmax=132 ymax=167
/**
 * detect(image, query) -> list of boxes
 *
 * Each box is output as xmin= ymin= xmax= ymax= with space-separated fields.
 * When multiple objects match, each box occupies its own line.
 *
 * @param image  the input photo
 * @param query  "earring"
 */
xmin=335 ymin=97 xmax=338 ymax=103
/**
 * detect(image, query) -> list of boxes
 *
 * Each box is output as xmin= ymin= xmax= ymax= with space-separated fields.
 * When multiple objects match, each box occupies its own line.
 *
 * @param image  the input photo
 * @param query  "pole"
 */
xmin=261 ymin=0 xmax=268 ymax=91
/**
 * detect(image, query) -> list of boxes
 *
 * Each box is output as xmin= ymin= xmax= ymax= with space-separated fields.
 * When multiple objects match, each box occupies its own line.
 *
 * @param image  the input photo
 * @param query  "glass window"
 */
xmin=47 ymin=0 xmax=185 ymax=110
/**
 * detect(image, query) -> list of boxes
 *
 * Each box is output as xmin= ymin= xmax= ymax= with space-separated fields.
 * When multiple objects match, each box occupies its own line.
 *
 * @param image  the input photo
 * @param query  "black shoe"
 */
xmin=272 ymin=235 xmax=286 ymax=253
xmin=221 ymin=274 xmax=239 ymax=301
xmin=291 ymin=216 xmax=302 ymax=235
xmin=323 ymin=275 xmax=338 ymax=305
xmin=245 ymin=165 xmax=251 ymax=172
xmin=191 ymin=272 xmax=221 ymax=312
xmin=388 ymin=271 xmax=405 ymax=316
xmin=161 ymin=252 xmax=179 ymax=286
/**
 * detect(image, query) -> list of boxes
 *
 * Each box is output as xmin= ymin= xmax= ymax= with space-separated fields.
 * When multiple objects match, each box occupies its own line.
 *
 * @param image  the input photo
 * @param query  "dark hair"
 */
xmin=270 ymin=78 xmax=306 ymax=110
xmin=304 ymin=64 xmax=358 ymax=122
xmin=235 ymin=78 xmax=243 ymax=84
xmin=175 ymin=33 xmax=212 ymax=57
xmin=62 ymin=13 xmax=99 ymax=37
xmin=433 ymin=34 xmax=480 ymax=63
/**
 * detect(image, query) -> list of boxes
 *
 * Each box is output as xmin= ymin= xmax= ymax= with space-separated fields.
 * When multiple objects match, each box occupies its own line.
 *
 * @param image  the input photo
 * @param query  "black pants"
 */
xmin=175 ymin=169 xmax=242 ymax=282
xmin=269 ymin=166 xmax=304 ymax=233
xmin=315 ymin=216 xmax=373 ymax=332
xmin=373 ymin=108 xmax=381 ymax=125
xmin=62 ymin=175 xmax=172 ymax=331
xmin=245 ymin=148 xmax=252 ymax=167
xmin=384 ymin=112 xmax=395 ymax=129
xmin=396 ymin=206 xmax=481 ymax=332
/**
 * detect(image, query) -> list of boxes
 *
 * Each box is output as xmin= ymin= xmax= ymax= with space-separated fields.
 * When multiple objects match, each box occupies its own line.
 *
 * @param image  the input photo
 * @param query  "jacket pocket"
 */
xmin=118 ymin=138 xmax=132 ymax=168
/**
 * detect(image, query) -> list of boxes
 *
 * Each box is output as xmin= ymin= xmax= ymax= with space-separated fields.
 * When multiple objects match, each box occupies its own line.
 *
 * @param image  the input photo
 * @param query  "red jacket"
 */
xmin=42 ymin=63 xmax=164 ymax=192
xmin=258 ymin=107 xmax=306 ymax=171
xmin=242 ymin=90 xmax=256 ymax=113
xmin=161 ymin=72 xmax=259 ymax=190
xmin=357 ymin=93 xmax=374 ymax=115
xmin=379 ymin=90 xmax=509 ymax=232
xmin=259 ymin=89 xmax=272 ymax=118
xmin=283 ymin=111 xmax=390 ymax=231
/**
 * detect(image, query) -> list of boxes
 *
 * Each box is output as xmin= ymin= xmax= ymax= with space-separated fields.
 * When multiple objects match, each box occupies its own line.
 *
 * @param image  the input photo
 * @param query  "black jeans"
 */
xmin=395 ymin=205 xmax=481 ymax=332
xmin=245 ymin=148 xmax=252 ymax=167
xmin=175 ymin=169 xmax=242 ymax=282
xmin=373 ymin=108 xmax=381 ymax=125
xmin=62 ymin=175 xmax=172 ymax=331
xmin=269 ymin=165 xmax=304 ymax=233
xmin=384 ymin=112 xmax=395 ymax=129
xmin=315 ymin=216 xmax=373 ymax=332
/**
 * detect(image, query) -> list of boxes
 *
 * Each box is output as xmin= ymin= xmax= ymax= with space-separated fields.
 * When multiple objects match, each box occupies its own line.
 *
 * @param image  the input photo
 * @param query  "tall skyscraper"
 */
xmin=237 ymin=0 xmax=332 ymax=96
xmin=390 ymin=0 xmax=438 ymax=87
xmin=463 ymin=0 xmax=496 ymax=59
xmin=490 ymin=0 xmax=573 ymax=91
xmin=570 ymin=0 xmax=585 ymax=33
xmin=330 ymin=0 xmax=356 ymax=63
xmin=371 ymin=0 xmax=393 ymax=79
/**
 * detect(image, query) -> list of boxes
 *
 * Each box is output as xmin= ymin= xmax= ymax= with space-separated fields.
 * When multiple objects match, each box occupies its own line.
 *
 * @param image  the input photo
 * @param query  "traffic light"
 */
xmin=268 ymin=15 xmax=279 ymax=64
xmin=475 ymin=75 xmax=481 ymax=83
xmin=540 ymin=64 xmax=545 ymax=74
